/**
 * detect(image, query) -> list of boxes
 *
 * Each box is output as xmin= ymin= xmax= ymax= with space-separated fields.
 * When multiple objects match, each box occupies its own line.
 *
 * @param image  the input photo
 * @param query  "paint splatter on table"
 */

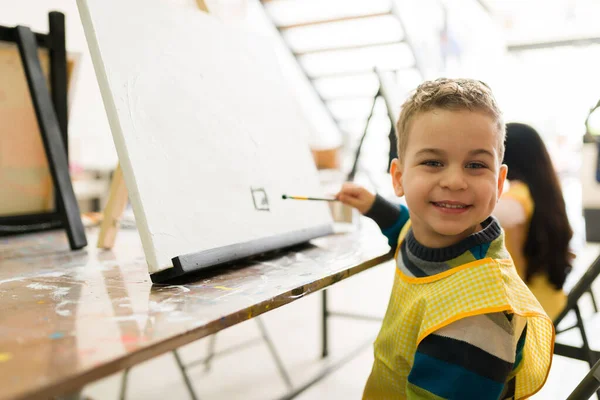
xmin=0 ymin=225 xmax=391 ymax=400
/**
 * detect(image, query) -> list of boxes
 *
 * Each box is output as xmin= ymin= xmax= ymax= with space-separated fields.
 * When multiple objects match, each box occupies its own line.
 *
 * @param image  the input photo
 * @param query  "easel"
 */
xmin=567 ymin=357 xmax=600 ymax=400
xmin=97 ymin=163 xmax=128 ymax=249
xmin=554 ymin=254 xmax=600 ymax=364
xmin=97 ymin=3 xmax=293 ymax=398
xmin=320 ymin=68 xmax=398 ymax=361
xmin=0 ymin=12 xmax=87 ymax=250
xmin=344 ymin=68 xmax=400 ymax=183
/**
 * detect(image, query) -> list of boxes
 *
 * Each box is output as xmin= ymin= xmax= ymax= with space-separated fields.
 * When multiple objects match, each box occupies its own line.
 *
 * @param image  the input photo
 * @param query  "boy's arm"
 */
xmin=364 ymin=194 xmax=409 ymax=250
xmin=406 ymin=312 xmax=527 ymax=400
xmin=336 ymin=183 xmax=409 ymax=249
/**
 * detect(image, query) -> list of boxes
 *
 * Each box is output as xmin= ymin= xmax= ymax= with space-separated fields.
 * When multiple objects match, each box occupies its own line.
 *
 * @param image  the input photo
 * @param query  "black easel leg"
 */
xmin=173 ymin=350 xmax=199 ymax=400
xmin=119 ymin=368 xmax=129 ymax=400
xmin=574 ymin=305 xmax=598 ymax=368
xmin=566 ymin=358 xmax=600 ymax=400
xmin=48 ymin=12 xmax=68 ymax=146
xmin=346 ymin=88 xmax=380 ymax=182
xmin=321 ymin=290 xmax=328 ymax=358
xmin=256 ymin=317 xmax=293 ymax=389
xmin=204 ymin=334 xmax=217 ymax=372
xmin=588 ymin=288 xmax=599 ymax=313
xmin=15 ymin=25 xmax=86 ymax=250
xmin=388 ymin=124 xmax=397 ymax=166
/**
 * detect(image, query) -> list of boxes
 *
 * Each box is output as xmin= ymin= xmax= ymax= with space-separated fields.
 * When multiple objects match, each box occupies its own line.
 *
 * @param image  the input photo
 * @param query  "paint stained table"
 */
xmin=0 ymin=225 xmax=391 ymax=400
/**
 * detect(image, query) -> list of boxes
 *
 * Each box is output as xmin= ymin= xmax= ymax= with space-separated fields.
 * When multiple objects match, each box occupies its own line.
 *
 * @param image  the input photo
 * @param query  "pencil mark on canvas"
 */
xmin=251 ymin=188 xmax=270 ymax=211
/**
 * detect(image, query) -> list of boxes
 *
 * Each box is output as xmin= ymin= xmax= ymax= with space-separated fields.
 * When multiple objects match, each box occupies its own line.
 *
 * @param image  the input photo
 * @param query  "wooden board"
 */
xmin=77 ymin=0 xmax=333 ymax=278
xmin=0 ymin=226 xmax=391 ymax=400
xmin=0 ymin=43 xmax=77 ymax=217
xmin=96 ymin=164 xmax=128 ymax=249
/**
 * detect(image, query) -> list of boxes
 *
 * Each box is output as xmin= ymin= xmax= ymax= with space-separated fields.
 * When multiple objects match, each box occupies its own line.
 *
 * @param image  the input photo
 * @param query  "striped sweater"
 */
xmin=366 ymin=195 xmax=527 ymax=400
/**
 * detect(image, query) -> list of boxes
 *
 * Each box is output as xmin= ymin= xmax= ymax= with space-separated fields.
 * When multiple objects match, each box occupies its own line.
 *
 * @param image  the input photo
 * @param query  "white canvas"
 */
xmin=77 ymin=0 xmax=333 ymax=275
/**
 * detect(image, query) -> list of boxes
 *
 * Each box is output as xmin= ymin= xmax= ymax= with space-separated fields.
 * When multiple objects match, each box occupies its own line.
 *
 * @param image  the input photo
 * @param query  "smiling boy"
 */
xmin=337 ymin=78 xmax=554 ymax=399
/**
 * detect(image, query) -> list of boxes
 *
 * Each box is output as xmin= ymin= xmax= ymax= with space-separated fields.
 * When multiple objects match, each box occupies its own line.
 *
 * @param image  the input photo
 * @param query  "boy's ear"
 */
xmin=497 ymin=164 xmax=508 ymax=198
xmin=390 ymin=158 xmax=405 ymax=197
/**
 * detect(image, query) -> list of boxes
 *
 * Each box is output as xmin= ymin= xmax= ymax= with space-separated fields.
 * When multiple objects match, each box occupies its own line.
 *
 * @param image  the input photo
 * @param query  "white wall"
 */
xmin=1 ymin=0 xmax=122 ymax=170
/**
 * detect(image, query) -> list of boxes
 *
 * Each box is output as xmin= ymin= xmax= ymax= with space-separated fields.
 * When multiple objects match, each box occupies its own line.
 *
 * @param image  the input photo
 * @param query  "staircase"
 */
xmin=259 ymin=0 xmax=430 ymax=177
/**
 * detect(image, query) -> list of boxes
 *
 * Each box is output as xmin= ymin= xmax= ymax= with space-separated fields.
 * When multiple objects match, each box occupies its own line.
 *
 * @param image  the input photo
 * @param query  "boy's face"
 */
xmin=391 ymin=109 xmax=507 ymax=248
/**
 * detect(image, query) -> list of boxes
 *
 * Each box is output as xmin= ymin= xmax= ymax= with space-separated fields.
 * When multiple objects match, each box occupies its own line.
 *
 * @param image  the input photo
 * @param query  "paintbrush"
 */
xmin=282 ymin=194 xmax=337 ymax=202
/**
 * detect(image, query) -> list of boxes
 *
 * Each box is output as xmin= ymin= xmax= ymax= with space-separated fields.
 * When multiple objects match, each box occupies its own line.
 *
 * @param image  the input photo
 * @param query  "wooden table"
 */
xmin=0 ymin=226 xmax=391 ymax=400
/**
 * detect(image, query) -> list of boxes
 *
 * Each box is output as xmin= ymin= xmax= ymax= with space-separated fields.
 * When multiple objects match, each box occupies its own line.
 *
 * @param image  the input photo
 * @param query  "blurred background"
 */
xmin=2 ymin=0 xmax=600 ymax=398
xmin=3 ymin=0 xmax=599 ymax=245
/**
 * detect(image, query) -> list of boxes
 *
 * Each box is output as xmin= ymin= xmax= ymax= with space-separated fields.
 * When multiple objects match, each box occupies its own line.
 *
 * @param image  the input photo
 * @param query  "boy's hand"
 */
xmin=335 ymin=183 xmax=376 ymax=215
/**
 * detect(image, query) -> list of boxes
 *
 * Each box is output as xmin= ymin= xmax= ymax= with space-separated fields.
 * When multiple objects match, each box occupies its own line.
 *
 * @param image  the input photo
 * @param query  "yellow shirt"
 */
xmin=502 ymin=181 xmax=567 ymax=320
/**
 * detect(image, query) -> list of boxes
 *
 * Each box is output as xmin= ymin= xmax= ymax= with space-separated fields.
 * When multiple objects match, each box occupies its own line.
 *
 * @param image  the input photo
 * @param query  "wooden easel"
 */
xmin=97 ymin=0 xmax=209 ymax=249
xmin=97 ymin=163 xmax=128 ymax=248
xmin=567 ymin=357 xmax=600 ymax=399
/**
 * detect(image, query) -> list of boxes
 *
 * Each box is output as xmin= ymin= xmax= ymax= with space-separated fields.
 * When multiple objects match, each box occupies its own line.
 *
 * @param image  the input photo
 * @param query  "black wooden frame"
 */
xmin=0 ymin=12 xmax=86 ymax=249
xmin=553 ymin=253 xmax=600 ymax=399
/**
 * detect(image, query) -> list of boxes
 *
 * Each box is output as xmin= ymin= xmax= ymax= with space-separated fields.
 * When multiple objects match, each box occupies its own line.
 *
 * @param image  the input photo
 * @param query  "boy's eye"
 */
xmin=466 ymin=162 xmax=486 ymax=169
xmin=421 ymin=160 xmax=443 ymax=167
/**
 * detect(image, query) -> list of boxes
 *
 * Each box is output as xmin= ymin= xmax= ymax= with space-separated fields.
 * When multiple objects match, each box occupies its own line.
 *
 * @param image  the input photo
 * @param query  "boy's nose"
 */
xmin=439 ymin=169 xmax=468 ymax=191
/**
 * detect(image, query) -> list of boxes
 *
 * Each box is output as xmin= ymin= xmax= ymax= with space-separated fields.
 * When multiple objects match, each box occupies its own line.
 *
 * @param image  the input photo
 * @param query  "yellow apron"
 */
xmin=363 ymin=222 xmax=554 ymax=399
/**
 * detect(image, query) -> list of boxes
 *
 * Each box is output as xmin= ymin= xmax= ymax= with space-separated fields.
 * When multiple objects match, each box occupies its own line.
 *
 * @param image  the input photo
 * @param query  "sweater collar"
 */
xmin=405 ymin=216 xmax=502 ymax=263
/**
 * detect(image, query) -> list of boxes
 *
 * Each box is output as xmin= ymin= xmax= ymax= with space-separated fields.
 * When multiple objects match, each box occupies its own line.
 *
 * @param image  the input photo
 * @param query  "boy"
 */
xmin=337 ymin=78 xmax=554 ymax=399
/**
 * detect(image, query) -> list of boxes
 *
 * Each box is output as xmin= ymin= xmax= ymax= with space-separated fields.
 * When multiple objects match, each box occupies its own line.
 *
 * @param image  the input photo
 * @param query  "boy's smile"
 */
xmin=431 ymin=200 xmax=471 ymax=214
xmin=391 ymin=109 xmax=507 ymax=248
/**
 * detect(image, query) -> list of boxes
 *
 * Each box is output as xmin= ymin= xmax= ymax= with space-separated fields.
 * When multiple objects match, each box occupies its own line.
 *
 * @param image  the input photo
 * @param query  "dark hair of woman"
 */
xmin=503 ymin=122 xmax=573 ymax=289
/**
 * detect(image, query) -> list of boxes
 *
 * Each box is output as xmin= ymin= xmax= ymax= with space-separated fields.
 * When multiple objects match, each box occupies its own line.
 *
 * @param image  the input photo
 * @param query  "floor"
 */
xmin=82 ymin=238 xmax=600 ymax=400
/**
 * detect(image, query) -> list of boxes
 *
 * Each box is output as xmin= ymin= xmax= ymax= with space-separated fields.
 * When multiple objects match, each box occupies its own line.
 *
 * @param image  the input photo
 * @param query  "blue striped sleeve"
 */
xmin=381 ymin=208 xmax=409 ymax=250
xmin=363 ymin=194 xmax=409 ymax=250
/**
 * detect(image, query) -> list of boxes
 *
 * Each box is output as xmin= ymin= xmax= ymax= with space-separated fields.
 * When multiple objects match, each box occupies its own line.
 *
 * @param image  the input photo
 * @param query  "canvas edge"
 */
xmin=75 ymin=0 xmax=161 ymax=271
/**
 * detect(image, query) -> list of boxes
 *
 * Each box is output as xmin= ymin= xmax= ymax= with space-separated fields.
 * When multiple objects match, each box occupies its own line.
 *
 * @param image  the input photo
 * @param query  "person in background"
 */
xmin=337 ymin=78 xmax=553 ymax=400
xmin=494 ymin=122 xmax=574 ymax=320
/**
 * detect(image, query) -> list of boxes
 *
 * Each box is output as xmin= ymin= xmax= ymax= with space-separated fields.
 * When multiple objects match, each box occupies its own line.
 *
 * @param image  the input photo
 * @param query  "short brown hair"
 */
xmin=395 ymin=78 xmax=505 ymax=163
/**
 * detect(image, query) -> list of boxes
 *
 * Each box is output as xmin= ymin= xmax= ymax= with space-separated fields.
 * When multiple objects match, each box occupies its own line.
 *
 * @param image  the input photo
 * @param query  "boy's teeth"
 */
xmin=436 ymin=202 xmax=466 ymax=209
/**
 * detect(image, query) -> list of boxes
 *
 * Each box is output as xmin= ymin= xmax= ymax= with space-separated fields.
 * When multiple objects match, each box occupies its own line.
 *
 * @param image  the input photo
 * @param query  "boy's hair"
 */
xmin=396 ymin=78 xmax=505 ymax=163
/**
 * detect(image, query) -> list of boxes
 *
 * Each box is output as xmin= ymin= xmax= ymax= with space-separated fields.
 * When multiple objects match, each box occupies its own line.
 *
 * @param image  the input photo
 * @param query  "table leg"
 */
xmin=321 ymin=290 xmax=329 ymax=358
